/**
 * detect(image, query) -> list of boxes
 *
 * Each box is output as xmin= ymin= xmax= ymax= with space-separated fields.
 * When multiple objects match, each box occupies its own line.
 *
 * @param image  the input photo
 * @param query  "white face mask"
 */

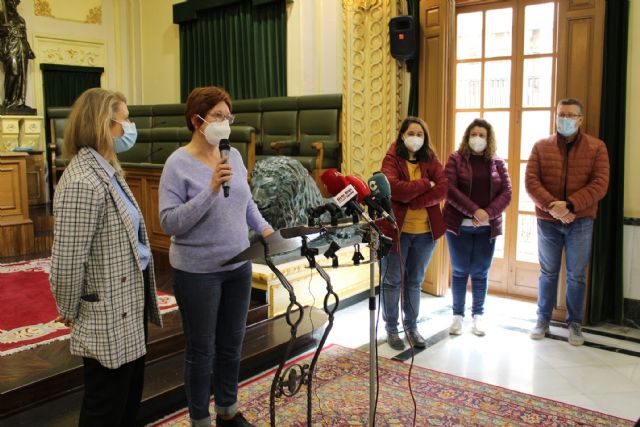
xmin=469 ymin=136 xmax=487 ymax=153
xmin=404 ymin=136 xmax=424 ymax=153
xmin=197 ymin=114 xmax=231 ymax=146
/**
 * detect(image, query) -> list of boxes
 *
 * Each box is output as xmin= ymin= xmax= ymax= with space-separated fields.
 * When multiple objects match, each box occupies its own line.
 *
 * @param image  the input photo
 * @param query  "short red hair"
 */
xmin=184 ymin=86 xmax=232 ymax=132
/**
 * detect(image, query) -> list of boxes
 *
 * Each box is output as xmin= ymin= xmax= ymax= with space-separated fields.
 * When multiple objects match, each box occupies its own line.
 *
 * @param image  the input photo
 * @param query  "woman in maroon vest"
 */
xmin=443 ymin=118 xmax=512 ymax=336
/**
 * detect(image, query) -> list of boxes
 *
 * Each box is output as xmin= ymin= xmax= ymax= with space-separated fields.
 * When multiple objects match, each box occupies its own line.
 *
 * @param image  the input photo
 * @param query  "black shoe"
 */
xmin=387 ymin=332 xmax=405 ymax=350
xmin=216 ymin=412 xmax=255 ymax=427
xmin=407 ymin=330 xmax=426 ymax=348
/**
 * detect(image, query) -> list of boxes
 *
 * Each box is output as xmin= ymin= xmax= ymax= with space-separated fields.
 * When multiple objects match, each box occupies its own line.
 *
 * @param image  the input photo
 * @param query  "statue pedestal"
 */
xmin=0 ymin=115 xmax=45 ymax=151
xmin=252 ymin=246 xmax=376 ymax=318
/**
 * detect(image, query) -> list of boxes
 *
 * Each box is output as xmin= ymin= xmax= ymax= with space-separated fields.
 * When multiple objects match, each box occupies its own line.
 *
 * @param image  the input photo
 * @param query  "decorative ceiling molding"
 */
xmin=32 ymin=0 xmax=103 ymax=25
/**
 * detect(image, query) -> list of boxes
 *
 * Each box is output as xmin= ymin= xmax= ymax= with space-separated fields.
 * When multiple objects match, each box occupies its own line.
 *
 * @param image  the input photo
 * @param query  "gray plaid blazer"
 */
xmin=50 ymin=148 xmax=162 ymax=369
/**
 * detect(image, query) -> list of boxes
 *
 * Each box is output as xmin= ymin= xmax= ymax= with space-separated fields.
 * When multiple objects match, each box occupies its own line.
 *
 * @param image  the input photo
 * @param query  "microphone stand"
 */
xmin=366 ymin=225 xmax=379 ymax=427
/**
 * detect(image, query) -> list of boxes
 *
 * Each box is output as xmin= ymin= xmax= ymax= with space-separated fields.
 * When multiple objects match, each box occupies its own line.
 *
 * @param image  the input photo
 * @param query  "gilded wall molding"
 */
xmin=32 ymin=34 xmax=107 ymax=115
xmin=85 ymin=6 xmax=103 ymax=24
xmin=40 ymin=47 xmax=101 ymax=66
xmin=342 ymin=0 xmax=404 ymax=179
xmin=33 ymin=0 xmax=53 ymax=17
xmin=33 ymin=0 xmax=103 ymax=25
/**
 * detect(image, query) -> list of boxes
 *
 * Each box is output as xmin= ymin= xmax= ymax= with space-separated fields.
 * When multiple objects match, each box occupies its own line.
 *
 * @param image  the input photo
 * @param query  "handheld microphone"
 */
xmin=347 ymin=174 xmax=397 ymax=228
xmin=367 ymin=172 xmax=397 ymax=227
xmin=219 ymin=139 xmax=231 ymax=198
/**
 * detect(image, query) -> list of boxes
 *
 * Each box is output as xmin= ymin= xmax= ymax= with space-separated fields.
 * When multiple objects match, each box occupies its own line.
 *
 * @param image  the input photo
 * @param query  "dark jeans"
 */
xmin=446 ymin=227 xmax=496 ymax=317
xmin=380 ymin=232 xmax=437 ymax=333
xmin=536 ymin=217 xmax=594 ymax=324
xmin=172 ymin=262 xmax=253 ymax=422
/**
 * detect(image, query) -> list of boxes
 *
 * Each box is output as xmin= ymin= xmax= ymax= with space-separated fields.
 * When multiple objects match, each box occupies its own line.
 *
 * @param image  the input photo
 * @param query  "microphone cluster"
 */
xmin=318 ymin=169 xmax=397 ymax=230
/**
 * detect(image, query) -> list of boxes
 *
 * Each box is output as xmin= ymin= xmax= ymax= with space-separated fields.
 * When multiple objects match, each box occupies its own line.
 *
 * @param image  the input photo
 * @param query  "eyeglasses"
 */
xmin=208 ymin=111 xmax=235 ymax=124
xmin=557 ymin=113 xmax=582 ymax=119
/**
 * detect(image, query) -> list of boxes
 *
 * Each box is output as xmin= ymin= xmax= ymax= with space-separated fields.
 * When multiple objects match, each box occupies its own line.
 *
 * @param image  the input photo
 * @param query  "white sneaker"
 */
xmin=449 ymin=315 xmax=463 ymax=335
xmin=472 ymin=315 xmax=485 ymax=336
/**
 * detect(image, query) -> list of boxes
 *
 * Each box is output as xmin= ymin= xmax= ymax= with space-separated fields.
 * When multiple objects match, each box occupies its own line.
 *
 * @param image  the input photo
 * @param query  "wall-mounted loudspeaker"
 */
xmin=389 ymin=16 xmax=417 ymax=61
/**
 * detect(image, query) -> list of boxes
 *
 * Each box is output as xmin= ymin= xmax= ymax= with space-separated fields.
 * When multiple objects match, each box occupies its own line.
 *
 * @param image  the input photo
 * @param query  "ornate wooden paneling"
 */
xmin=341 ymin=0 xmax=404 ymax=179
xmin=556 ymin=0 xmax=605 ymax=137
xmin=418 ymin=0 xmax=455 ymax=296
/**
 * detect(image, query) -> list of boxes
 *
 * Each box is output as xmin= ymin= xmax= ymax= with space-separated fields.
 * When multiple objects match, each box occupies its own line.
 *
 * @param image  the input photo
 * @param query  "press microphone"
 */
xmin=219 ymin=139 xmax=230 ymax=198
xmin=321 ymin=172 xmax=377 ymax=228
xmin=320 ymin=168 xmax=346 ymax=196
xmin=367 ymin=172 xmax=397 ymax=227
xmin=346 ymin=174 xmax=397 ymax=228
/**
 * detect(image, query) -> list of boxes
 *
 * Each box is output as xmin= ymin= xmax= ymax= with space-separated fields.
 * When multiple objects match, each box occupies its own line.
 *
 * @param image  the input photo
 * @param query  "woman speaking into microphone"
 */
xmin=159 ymin=86 xmax=273 ymax=427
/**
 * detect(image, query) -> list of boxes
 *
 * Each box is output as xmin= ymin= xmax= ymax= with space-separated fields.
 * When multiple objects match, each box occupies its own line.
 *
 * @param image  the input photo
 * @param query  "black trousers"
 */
xmin=78 ymin=354 xmax=146 ymax=427
xmin=78 ymin=269 xmax=150 ymax=427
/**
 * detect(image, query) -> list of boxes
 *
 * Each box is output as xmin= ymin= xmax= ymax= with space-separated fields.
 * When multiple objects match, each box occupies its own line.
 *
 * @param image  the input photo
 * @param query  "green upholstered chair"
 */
xmin=47 ymin=107 xmax=72 ymax=186
xmin=229 ymin=125 xmax=256 ymax=178
xmin=151 ymin=104 xmax=186 ymax=128
xmin=293 ymin=94 xmax=342 ymax=174
xmin=260 ymin=97 xmax=299 ymax=162
xmin=128 ymin=105 xmax=153 ymax=129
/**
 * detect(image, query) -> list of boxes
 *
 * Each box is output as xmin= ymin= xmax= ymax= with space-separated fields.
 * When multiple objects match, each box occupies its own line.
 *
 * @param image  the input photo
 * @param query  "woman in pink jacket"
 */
xmin=443 ymin=118 xmax=511 ymax=336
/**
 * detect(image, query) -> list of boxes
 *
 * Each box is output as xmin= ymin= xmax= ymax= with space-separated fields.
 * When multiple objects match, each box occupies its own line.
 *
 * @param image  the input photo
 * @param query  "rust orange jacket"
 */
xmin=524 ymin=130 xmax=609 ymax=221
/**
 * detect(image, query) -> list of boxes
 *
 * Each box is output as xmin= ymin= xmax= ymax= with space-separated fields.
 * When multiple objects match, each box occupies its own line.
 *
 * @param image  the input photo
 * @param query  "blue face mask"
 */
xmin=112 ymin=120 xmax=137 ymax=153
xmin=556 ymin=117 xmax=578 ymax=137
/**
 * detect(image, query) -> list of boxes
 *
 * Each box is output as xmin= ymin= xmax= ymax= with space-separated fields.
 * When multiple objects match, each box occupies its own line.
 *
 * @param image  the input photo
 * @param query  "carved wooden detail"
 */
xmin=342 ymin=0 xmax=404 ymax=179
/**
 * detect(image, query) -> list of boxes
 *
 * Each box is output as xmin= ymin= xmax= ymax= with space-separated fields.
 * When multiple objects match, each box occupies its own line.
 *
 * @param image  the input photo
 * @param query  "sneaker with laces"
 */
xmin=472 ymin=314 xmax=485 ymax=336
xmin=216 ymin=412 xmax=255 ymax=427
xmin=449 ymin=315 xmax=463 ymax=335
xmin=387 ymin=332 xmax=405 ymax=350
xmin=568 ymin=322 xmax=584 ymax=346
xmin=530 ymin=319 xmax=549 ymax=340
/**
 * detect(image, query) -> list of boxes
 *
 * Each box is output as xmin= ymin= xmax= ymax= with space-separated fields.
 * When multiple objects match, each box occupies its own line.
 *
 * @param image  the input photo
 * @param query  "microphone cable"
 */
xmin=391 ymin=227 xmax=418 ymax=426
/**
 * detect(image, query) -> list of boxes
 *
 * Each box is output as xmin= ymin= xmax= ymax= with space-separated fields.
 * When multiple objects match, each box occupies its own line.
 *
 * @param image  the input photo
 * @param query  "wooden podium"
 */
xmin=0 ymin=152 xmax=34 ymax=257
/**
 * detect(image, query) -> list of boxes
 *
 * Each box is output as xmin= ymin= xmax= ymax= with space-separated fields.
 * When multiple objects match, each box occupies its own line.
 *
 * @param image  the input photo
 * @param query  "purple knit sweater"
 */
xmin=159 ymin=147 xmax=270 ymax=273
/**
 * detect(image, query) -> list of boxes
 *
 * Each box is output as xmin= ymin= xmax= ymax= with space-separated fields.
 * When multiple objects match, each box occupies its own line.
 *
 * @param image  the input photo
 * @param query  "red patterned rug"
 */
xmin=0 ymin=258 xmax=178 ymax=356
xmin=151 ymin=344 xmax=634 ymax=426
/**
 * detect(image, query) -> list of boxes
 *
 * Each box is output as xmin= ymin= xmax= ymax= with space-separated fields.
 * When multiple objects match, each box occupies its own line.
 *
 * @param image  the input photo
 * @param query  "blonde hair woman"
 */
xmin=50 ymin=87 xmax=161 ymax=426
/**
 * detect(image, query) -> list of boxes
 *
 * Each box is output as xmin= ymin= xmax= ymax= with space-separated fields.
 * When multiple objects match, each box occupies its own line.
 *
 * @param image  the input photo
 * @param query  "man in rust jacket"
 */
xmin=525 ymin=98 xmax=609 ymax=346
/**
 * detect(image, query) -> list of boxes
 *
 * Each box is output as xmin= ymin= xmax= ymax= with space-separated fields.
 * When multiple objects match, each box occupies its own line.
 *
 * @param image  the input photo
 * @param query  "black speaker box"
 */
xmin=389 ymin=16 xmax=417 ymax=61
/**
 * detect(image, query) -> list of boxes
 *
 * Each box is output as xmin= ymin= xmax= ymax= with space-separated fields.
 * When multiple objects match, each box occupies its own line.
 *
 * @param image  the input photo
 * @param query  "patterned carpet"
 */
xmin=151 ymin=344 xmax=634 ymax=426
xmin=0 ymin=258 xmax=178 ymax=356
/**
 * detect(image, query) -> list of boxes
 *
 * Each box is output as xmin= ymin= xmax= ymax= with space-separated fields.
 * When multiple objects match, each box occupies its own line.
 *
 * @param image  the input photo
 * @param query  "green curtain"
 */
xmin=40 ymin=63 xmax=102 ymax=195
xmin=40 ymin=64 xmax=103 ymax=109
xmin=589 ymin=0 xmax=628 ymax=324
xmin=406 ymin=0 xmax=419 ymax=117
xmin=178 ymin=0 xmax=286 ymax=101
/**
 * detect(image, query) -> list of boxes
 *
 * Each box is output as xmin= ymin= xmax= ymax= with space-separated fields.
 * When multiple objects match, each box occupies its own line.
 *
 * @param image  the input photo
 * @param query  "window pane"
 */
xmin=520 ymin=110 xmax=550 ymax=160
xmin=484 ymin=60 xmax=511 ymax=108
xmin=519 ymin=162 xmax=535 ymax=212
xmin=456 ymin=62 xmax=482 ymax=109
xmin=524 ymin=3 xmax=555 ymax=55
xmin=494 ymin=213 xmax=505 ymax=258
xmin=454 ymin=112 xmax=480 ymax=149
xmin=516 ymin=214 xmax=539 ymax=263
xmin=457 ymin=12 xmax=483 ymax=59
xmin=522 ymin=57 xmax=553 ymax=108
xmin=483 ymin=111 xmax=510 ymax=160
xmin=485 ymin=8 xmax=512 ymax=58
